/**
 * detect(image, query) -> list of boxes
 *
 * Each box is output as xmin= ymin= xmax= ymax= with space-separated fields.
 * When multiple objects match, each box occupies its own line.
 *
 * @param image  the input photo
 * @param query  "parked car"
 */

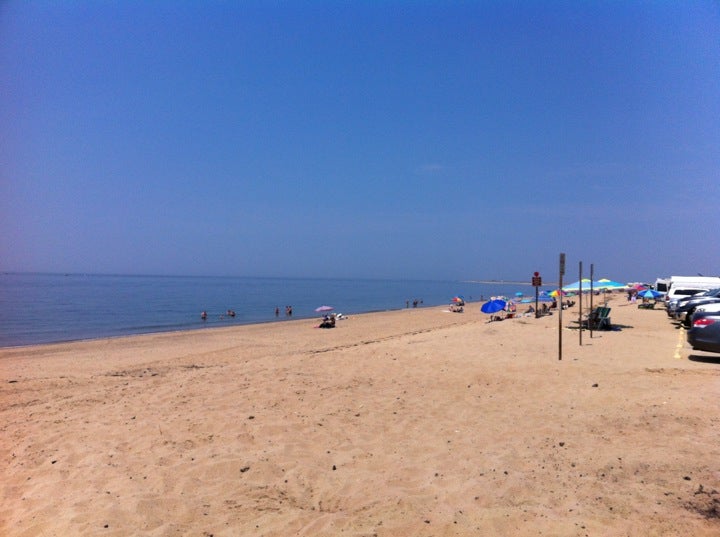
xmin=695 ymin=303 xmax=720 ymax=314
xmin=675 ymin=289 xmax=720 ymax=325
xmin=687 ymin=302 xmax=720 ymax=324
xmin=687 ymin=309 xmax=720 ymax=353
xmin=667 ymin=289 xmax=714 ymax=317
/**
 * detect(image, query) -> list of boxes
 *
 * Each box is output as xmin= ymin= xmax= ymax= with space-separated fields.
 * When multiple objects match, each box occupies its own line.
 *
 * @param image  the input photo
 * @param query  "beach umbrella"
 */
xmin=481 ymin=299 xmax=506 ymax=314
xmin=640 ymin=289 xmax=662 ymax=299
xmin=522 ymin=295 xmax=554 ymax=303
xmin=562 ymin=279 xmax=593 ymax=292
xmin=315 ymin=305 xmax=334 ymax=313
xmin=596 ymin=279 xmax=626 ymax=290
xmin=515 ymin=291 xmax=524 ymax=297
xmin=549 ymin=289 xmax=567 ymax=297
xmin=452 ymin=296 xmax=464 ymax=303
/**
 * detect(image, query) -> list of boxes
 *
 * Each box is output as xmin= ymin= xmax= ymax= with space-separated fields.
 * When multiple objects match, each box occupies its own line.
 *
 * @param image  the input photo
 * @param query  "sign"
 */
xmin=532 ymin=272 xmax=542 ymax=287
xmin=559 ymin=253 xmax=566 ymax=276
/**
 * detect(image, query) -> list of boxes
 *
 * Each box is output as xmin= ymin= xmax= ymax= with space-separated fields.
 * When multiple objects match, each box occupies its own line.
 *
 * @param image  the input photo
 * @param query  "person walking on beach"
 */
xmin=275 ymin=307 xmax=279 ymax=318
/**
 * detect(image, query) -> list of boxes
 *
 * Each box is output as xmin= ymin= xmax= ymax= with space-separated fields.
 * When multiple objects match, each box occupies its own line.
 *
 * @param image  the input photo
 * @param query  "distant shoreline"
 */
xmin=464 ymin=280 xmax=560 ymax=286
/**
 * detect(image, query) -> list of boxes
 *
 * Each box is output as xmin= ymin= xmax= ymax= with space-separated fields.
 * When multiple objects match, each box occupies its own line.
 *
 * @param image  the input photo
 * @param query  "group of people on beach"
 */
xmin=489 ymin=296 xmax=577 ymax=322
xmin=319 ymin=313 xmax=336 ymax=328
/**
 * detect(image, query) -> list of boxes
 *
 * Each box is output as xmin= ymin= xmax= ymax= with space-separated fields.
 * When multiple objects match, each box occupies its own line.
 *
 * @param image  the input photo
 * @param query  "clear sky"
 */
xmin=1 ymin=1 xmax=718 ymax=283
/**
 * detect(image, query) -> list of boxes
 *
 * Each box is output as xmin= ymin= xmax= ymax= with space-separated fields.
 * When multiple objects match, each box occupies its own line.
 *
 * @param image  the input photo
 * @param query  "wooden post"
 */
xmin=590 ymin=263 xmax=594 ymax=339
xmin=559 ymin=253 xmax=565 ymax=361
xmin=578 ymin=261 xmax=583 ymax=346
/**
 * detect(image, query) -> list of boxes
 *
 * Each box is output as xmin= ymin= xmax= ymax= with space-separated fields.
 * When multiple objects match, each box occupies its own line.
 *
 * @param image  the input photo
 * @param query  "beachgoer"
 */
xmin=200 ymin=311 xmax=207 ymax=320
xmin=275 ymin=307 xmax=279 ymax=317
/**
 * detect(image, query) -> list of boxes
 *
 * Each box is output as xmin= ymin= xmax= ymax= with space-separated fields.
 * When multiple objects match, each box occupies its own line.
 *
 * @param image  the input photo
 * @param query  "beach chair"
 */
xmin=582 ymin=307 xmax=612 ymax=330
xmin=596 ymin=307 xmax=611 ymax=329
xmin=638 ymin=302 xmax=655 ymax=309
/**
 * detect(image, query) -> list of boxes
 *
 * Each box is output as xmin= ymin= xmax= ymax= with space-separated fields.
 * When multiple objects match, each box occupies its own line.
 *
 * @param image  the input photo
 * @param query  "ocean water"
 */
xmin=0 ymin=273 xmax=527 ymax=347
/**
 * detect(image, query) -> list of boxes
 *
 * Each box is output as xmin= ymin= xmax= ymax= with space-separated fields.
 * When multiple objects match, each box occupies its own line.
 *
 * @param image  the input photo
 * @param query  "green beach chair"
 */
xmin=583 ymin=307 xmax=612 ymax=330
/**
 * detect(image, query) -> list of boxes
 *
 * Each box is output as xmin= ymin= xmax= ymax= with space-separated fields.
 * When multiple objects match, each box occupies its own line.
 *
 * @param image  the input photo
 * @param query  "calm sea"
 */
xmin=0 ymin=273 xmax=527 ymax=347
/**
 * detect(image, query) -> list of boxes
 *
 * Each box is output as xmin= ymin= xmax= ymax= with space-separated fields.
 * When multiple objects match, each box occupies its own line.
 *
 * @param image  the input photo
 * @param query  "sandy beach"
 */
xmin=2 ymin=296 xmax=719 ymax=536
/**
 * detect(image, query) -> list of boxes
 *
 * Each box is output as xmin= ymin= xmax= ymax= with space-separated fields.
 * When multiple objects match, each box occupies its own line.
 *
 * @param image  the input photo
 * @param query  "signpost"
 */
xmin=559 ymin=253 xmax=565 ymax=361
xmin=532 ymin=271 xmax=542 ymax=318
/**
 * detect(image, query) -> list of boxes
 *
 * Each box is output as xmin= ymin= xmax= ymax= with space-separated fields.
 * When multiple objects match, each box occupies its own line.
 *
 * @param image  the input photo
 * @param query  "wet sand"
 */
xmin=2 ymin=296 xmax=719 ymax=536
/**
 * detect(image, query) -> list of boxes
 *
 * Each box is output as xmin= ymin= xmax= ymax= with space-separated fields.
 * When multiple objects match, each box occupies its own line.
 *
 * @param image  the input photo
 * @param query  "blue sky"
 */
xmin=1 ymin=1 xmax=718 ymax=283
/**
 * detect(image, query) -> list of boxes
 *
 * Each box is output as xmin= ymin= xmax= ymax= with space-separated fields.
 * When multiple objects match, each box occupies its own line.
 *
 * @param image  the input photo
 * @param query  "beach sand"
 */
xmin=2 ymin=296 xmax=720 ymax=536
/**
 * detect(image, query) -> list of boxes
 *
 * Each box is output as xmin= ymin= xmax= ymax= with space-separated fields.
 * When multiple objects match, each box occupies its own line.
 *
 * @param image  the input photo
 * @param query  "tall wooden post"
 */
xmin=578 ymin=261 xmax=583 ymax=346
xmin=559 ymin=253 xmax=565 ymax=361
xmin=589 ymin=264 xmax=594 ymax=339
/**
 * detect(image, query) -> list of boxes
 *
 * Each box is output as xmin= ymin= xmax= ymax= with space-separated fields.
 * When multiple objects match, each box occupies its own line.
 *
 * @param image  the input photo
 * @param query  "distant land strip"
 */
xmin=464 ymin=280 xmax=560 ymax=286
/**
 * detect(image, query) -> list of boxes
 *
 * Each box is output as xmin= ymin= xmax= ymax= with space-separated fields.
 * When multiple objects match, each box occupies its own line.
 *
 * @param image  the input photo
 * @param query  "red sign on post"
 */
xmin=532 ymin=272 xmax=542 ymax=287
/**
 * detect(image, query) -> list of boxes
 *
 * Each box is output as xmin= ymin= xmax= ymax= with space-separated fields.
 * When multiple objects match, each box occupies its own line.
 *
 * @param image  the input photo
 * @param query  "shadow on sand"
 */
xmin=566 ymin=323 xmax=633 ymax=332
xmin=688 ymin=353 xmax=720 ymax=364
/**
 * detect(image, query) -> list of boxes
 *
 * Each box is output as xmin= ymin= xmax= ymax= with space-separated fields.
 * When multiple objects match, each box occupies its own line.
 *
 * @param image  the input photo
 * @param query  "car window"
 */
xmin=673 ymin=289 xmax=705 ymax=297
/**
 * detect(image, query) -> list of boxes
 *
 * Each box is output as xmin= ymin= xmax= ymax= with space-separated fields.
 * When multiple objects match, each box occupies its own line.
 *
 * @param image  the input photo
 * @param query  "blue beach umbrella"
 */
xmin=481 ymin=299 xmax=506 ymax=314
xmin=596 ymin=279 xmax=626 ymax=290
xmin=522 ymin=295 xmax=554 ymax=303
xmin=640 ymin=289 xmax=662 ymax=299
xmin=562 ymin=279 xmax=593 ymax=292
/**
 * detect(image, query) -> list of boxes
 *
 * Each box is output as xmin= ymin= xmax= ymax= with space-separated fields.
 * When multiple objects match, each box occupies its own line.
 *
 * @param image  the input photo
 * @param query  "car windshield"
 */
xmin=691 ymin=288 xmax=720 ymax=300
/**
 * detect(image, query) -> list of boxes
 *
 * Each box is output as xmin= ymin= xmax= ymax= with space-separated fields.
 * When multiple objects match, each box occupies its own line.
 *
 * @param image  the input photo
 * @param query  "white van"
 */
xmin=655 ymin=278 xmax=670 ymax=295
xmin=666 ymin=276 xmax=720 ymax=299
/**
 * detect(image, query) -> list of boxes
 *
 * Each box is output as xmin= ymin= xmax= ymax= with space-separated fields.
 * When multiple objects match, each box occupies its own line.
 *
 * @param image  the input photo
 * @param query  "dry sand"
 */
xmin=2 ymin=296 xmax=719 ymax=536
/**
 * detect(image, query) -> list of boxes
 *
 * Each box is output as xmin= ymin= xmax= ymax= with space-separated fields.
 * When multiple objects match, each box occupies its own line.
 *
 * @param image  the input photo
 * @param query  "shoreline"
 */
xmin=1 ymin=272 xmax=503 ymax=349
xmin=3 ymin=297 xmax=719 ymax=536
xmin=0 ymin=303 xmax=446 ymax=351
